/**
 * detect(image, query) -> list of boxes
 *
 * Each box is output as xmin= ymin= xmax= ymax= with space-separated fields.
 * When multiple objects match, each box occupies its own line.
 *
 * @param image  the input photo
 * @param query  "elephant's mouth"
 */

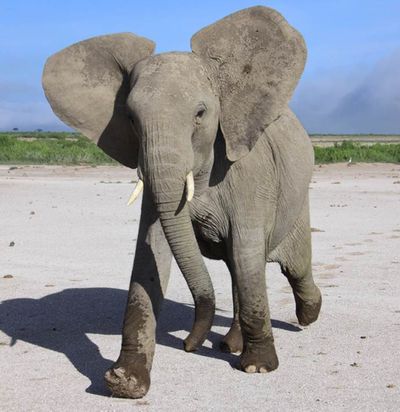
xmin=127 ymin=172 xmax=194 ymax=206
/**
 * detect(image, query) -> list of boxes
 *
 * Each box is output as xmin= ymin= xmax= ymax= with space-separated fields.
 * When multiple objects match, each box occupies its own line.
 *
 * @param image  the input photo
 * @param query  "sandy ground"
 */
xmin=1 ymin=163 xmax=399 ymax=411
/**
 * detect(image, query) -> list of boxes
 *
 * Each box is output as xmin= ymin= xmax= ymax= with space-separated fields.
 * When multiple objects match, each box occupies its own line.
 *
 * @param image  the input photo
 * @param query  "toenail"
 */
xmin=113 ymin=367 xmax=126 ymax=378
xmin=245 ymin=365 xmax=257 ymax=373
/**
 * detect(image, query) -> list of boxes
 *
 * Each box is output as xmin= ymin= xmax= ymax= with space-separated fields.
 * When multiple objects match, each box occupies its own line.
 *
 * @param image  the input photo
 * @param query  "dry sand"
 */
xmin=1 ymin=163 xmax=399 ymax=411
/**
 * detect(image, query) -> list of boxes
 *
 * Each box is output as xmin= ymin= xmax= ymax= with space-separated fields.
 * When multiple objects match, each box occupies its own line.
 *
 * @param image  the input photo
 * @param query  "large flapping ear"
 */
xmin=42 ymin=33 xmax=155 ymax=168
xmin=191 ymin=6 xmax=306 ymax=161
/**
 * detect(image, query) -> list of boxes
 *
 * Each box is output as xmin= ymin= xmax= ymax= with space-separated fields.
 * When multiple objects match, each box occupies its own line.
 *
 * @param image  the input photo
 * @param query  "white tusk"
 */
xmin=186 ymin=171 xmax=194 ymax=202
xmin=127 ymin=179 xmax=144 ymax=206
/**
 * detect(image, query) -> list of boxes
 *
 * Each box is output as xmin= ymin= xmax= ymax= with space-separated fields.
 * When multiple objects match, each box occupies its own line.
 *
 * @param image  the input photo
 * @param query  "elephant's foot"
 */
xmin=240 ymin=338 xmax=279 ymax=373
xmin=220 ymin=321 xmax=243 ymax=354
xmin=104 ymin=358 xmax=150 ymax=399
xmin=295 ymin=286 xmax=322 ymax=326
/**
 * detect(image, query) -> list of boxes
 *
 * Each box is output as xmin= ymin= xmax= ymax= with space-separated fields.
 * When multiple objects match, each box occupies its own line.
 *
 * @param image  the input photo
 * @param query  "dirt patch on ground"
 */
xmin=1 ymin=163 xmax=399 ymax=411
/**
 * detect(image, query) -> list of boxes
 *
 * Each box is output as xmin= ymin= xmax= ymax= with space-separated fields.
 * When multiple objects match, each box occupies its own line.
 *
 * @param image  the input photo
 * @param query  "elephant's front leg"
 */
xmin=229 ymin=233 xmax=279 ymax=373
xmin=105 ymin=191 xmax=172 ymax=398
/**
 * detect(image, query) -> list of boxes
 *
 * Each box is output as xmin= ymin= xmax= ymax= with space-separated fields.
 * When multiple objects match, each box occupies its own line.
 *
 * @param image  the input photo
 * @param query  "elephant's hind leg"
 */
xmin=220 ymin=265 xmax=243 ymax=354
xmin=270 ymin=201 xmax=321 ymax=326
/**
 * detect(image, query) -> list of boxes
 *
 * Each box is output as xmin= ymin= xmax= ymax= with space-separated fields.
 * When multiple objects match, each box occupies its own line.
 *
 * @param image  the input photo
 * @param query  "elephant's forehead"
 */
xmin=129 ymin=53 xmax=213 ymax=110
xmin=134 ymin=52 xmax=209 ymax=90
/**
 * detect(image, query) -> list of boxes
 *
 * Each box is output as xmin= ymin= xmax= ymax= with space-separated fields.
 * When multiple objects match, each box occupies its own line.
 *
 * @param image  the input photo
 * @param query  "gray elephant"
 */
xmin=42 ymin=6 xmax=321 ymax=398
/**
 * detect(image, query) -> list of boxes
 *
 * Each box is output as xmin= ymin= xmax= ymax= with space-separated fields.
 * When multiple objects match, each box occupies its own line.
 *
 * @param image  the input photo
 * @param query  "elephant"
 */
xmin=42 ymin=6 xmax=322 ymax=398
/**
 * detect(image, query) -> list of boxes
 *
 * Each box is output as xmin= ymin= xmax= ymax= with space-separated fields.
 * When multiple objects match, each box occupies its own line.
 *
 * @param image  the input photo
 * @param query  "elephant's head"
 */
xmin=42 ymin=6 xmax=306 ymax=349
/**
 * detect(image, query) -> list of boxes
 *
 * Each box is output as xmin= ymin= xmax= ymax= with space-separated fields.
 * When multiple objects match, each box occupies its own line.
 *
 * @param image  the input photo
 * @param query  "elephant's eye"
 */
xmin=196 ymin=107 xmax=206 ymax=119
xmin=196 ymin=108 xmax=206 ymax=119
xmin=195 ymin=105 xmax=207 ymax=125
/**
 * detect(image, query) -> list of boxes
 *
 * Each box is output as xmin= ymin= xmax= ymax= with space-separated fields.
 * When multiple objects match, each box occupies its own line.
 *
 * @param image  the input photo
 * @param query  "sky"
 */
xmin=1 ymin=0 xmax=399 ymax=134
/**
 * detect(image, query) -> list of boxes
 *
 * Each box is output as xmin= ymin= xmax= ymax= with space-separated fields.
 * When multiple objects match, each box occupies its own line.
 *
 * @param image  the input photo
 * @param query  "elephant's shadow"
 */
xmin=0 ymin=287 xmax=301 ymax=396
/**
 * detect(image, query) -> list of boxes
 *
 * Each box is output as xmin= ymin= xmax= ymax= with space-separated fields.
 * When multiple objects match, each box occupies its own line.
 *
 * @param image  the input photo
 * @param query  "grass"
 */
xmin=0 ymin=132 xmax=399 ymax=165
xmin=0 ymin=132 xmax=115 ymax=165
xmin=310 ymin=133 xmax=400 ymax=137
xmin=314 ymin=141 xmax=400 ymax=164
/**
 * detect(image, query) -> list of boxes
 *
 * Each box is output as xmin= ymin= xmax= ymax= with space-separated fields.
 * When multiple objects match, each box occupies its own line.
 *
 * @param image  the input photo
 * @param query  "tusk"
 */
xmin=186 ymin=171 xmax=194 ymax=202
xmin=127 ymin=179 xmax=144 ymax=206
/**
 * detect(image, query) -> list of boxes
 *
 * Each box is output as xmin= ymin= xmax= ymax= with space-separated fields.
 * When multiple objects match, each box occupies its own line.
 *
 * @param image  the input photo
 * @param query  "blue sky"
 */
xmin=1 ymin=0 xmax=399 ymax=133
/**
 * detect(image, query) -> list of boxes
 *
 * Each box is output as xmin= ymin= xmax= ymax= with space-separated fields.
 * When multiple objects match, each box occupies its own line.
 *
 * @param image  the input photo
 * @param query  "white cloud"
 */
xmin=0 ymin=100 xmax=69 ymax=131
xmin=1 ymin=49 xmax=400 ymax=134
xmin=0 ymin=79 xmax=70 ymax=131
xmin=291 ymin=48 xmax=400 ymax=134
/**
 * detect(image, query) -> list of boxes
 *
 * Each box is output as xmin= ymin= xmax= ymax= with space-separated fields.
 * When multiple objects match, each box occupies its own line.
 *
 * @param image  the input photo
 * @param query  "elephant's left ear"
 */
xmin=191 ymin=6 xmax=306 ymax=161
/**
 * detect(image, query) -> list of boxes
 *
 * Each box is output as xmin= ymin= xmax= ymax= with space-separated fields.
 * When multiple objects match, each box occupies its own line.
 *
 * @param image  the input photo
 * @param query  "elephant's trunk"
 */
xmin=141 ymin=122 xmax=215 ymax=351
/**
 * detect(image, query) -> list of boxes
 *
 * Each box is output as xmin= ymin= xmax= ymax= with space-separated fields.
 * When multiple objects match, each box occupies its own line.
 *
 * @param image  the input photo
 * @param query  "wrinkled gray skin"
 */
xmin=42 ymin=7 xmax=321 ymax=398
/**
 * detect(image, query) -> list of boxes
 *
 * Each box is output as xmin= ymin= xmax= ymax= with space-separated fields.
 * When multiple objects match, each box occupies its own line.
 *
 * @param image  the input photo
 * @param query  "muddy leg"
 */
xmin=104 ymin=191 xmax=172 ymax=398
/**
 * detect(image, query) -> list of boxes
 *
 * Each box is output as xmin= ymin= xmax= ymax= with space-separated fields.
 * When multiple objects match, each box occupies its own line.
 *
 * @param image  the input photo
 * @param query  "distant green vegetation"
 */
xmin=0 ymin=132 xmax=399 ymax=165
xmin=310 ymin=133 xmax=400 ymax=137
xmin=314 ymin=141 xmax=400 ymax=164
xmin=0 ymin=132 xmax=115 ymax=165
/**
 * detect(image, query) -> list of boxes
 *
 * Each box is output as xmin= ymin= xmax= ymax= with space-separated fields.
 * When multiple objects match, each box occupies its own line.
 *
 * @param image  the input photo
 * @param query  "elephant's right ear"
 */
xmin=42 ymin=33 xmax=155 ymax=168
